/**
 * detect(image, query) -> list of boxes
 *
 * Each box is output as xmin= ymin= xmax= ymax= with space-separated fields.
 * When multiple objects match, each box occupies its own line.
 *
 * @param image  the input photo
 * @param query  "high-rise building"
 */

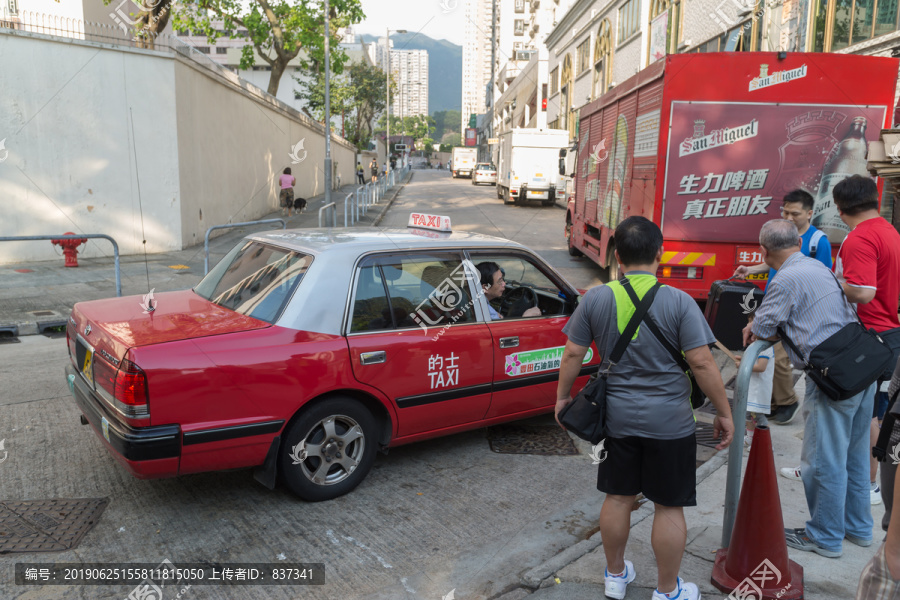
xmin=461 ymin=0 xmax=492 ymax=134
xmin=375 ymin=39 xmax=430 ymax=118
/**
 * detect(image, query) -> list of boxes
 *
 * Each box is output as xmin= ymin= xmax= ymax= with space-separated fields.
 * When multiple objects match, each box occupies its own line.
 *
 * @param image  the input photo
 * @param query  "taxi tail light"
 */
xmin=657 ymin=266 xmax=704 ymax=279
xmin=115 ymin=359 xmax=148 ymax=408
xmin=93 ymin=355 xmax=118 ymax=397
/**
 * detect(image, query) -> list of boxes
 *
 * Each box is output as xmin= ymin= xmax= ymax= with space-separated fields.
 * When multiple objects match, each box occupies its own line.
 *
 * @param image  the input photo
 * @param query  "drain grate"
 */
xmin=696 ymin=422 xmax=723 ymax=449
xmin=0 ymin=498 xmax=109 ymax=553
xmin=486 ymin=424 xmax=578 ymax=456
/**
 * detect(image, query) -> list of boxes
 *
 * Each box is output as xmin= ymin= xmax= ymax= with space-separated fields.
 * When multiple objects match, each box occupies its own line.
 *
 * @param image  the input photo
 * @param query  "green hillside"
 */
xmin=360 ymin=33 xmax=462 ymax=115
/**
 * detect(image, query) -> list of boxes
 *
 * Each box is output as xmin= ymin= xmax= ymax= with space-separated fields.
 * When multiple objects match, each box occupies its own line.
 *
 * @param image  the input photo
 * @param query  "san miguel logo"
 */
xmin=749 ymin=63 xmax=807 ymax=91
xmin=678 ymin=118 xmax=759 ymax=157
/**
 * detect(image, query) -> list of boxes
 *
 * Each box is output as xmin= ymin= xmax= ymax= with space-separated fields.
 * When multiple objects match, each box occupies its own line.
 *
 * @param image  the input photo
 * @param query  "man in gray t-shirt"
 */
xmin=555 ymin=216 xmax=733 ymax=600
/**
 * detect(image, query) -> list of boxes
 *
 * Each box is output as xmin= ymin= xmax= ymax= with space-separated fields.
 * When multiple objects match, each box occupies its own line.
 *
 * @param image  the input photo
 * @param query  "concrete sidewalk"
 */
xmin=0 ymin=172 xmax=412 ymax=336
xmin=495 ymin=386 xmax=882 ymax=600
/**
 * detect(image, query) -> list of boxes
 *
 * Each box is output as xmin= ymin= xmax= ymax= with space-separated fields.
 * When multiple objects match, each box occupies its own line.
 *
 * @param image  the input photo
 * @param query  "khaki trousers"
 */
xmin=772 ymin=341 xmax=798 ymax=407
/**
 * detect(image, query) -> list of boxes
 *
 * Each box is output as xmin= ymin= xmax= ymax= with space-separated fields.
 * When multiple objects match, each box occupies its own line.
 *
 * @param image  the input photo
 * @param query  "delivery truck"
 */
xmin=497 ymin=128 xmax=570 ymax=206
xmin=451 ymin=147 xmax=478 ymax=178
xmin=565 ymin=52 xmax=899 ymax=300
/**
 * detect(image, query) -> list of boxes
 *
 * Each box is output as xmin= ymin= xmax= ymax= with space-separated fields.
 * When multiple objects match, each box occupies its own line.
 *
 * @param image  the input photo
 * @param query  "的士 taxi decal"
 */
xmin=505 ymin=346 xmax=594 ymax=376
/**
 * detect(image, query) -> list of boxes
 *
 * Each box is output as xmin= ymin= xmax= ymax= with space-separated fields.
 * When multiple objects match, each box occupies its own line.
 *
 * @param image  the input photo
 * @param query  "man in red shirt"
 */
xmin=833 ymin=174 xmax=900 ymax=533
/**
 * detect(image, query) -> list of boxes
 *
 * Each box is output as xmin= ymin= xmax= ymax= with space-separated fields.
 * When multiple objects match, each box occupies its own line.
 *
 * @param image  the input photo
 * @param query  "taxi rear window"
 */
xmin=195 ymin=241 xmax=312 ymax=324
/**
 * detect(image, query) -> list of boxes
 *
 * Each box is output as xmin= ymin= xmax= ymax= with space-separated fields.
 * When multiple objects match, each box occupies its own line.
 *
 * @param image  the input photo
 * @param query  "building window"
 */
xmin=216 ymin=47 xmax=227 ymax=54
xmin=577 ymin=38 xmax=591 ymax=74
xmin=618 ymin=0 xmax=641 ymax=43
xmin=812 ymin=0 xmax=900 ymax=50
xmin=647 ymin=0 xmax=670 ymax=64
xmin=560 ymin=53 xmax=575 ymax=139
xmin=592 ymin=19 xmax=612 ymax=99
xmin=550 ymin=66 xmax=559 ymax=95
xmin=514 ymin=19 xmax=525 ymax=35
xmin=197 ymin=46 xmax=211 ymax=54
xmin=515 ymin=0 xmax=525 ymax=13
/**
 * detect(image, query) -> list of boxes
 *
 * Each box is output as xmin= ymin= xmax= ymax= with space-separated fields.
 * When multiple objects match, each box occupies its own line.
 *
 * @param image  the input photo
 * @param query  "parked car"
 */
xmin=65 ymin=216 xmax=598 ymax=501
xmin=472 ymin=163 xmax=498 ymax=186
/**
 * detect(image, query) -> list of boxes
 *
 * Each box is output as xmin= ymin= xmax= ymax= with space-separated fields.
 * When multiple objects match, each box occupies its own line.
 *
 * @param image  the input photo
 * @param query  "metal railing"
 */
xmin=721 ymin=338 xmax=775 ymax=548
xmin=318 ymin=203 xmax=336 ymax=228
xmin=343 ymin=192 xmax=357 ymax=227
xmin=0 ymin=234 xmax=121 ymax=296
xmin=204 ymin=219 xmax=286 ymax=274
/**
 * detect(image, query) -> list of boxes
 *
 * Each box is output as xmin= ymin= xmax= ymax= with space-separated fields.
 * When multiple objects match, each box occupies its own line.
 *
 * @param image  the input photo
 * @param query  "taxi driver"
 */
xmin=477 ymin=261 xmax=541 ymax=319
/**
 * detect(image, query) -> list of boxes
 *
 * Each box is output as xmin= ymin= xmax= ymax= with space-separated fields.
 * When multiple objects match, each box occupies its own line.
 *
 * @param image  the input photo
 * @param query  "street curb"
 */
xmin=372 ymin=171 xmax=414 ymax=227
xmin=519 ymin=447 xmax=729 ymax=591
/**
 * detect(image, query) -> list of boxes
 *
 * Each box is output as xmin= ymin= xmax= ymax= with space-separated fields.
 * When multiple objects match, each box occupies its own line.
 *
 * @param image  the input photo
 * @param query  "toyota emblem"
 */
xmin=84 ymin=324 xmax=92 ymax=336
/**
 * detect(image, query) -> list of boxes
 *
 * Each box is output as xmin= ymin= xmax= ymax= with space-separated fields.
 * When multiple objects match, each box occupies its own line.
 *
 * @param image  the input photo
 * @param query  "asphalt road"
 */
xmin=0 ymin=170 xmax=613 ymax=600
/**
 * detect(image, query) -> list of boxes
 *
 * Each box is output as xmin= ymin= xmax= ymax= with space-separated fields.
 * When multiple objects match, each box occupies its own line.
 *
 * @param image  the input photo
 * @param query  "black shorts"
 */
xmin=597 ymin=433 xmax=697 ymax=507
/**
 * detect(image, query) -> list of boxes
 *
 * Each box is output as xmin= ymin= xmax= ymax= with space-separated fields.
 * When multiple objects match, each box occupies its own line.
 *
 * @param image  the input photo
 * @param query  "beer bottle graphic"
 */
xmin=811 ymin=116 xmax=869 ymax=242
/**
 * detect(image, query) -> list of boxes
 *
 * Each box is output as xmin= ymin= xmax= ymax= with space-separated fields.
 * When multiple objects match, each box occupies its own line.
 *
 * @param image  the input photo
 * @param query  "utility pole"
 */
xmin=489 ymin=0 xmax=496 ymax=164
xmin=385 ymin=27 xmax=390 ymax=175
xmin=324 ymin=0 xmax=332 ymax=207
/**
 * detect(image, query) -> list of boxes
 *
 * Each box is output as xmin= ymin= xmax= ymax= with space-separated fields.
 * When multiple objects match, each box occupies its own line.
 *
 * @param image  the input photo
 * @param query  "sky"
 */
xmin=354 ymin=0 xmax=466 ymax=46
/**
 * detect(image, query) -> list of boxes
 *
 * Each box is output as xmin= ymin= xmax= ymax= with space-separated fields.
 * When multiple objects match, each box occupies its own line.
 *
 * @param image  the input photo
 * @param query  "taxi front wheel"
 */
xmin=279 ymin=397 xmax=377 ymax=502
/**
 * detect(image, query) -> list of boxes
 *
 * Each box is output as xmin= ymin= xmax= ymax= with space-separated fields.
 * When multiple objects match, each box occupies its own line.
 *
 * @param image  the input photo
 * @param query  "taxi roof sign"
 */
xmin=408 ymin=213 xmax=452 ymax=233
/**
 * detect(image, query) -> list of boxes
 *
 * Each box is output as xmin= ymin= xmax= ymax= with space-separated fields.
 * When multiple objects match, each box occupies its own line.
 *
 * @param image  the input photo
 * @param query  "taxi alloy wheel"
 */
xmin=280 ymin=397 xmax=377 ymax=502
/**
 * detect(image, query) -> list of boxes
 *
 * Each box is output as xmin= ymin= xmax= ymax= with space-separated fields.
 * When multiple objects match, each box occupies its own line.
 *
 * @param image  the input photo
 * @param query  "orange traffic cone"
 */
xmin=711 ymin=426 xmax=804 ymax=599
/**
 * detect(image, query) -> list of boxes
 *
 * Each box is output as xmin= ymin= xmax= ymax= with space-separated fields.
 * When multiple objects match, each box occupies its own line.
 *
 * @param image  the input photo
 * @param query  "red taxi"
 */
xmin=65 ymin=215 xmax=599 ymax=501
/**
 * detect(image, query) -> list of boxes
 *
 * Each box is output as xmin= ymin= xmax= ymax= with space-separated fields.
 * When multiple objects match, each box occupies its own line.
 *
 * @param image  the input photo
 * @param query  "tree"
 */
xmin=442 ymin=132 xmax=461 ymax=147
xmin=298 ymin=60 xmax=391 ymax=151
xmin=173 ymin=0 xmax=364 ymax=97
xmin=380 ymin=114 xmax=435 ymax=145
xmin=432 ymin=109 xmax=461 ymax=141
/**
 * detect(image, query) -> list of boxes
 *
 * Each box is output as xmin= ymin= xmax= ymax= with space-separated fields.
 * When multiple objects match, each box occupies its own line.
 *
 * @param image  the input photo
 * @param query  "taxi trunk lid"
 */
xmin=70 ymin=289 xmax=269 ymax=362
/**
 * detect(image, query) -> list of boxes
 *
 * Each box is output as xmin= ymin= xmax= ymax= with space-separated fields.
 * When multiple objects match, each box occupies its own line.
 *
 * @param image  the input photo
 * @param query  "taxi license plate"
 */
xmin=75 ymin=337 xmax=94 ymax=385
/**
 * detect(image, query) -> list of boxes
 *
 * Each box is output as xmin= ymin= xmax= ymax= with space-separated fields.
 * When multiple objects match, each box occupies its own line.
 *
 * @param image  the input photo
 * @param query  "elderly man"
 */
xmin=556 ymin=216 xmax=733 ymax=600
xmin=743 ymin=219 xmax=873 ymax=558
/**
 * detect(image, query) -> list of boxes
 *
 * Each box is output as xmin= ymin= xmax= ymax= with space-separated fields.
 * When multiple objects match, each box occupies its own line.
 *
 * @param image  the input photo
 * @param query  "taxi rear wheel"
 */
xmin=279 ymin=397 xmax=377 ymax=502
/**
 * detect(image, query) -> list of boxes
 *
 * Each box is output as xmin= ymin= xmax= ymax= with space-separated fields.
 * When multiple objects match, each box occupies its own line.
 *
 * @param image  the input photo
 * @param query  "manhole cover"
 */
xmin=486 ymin=424 xmax=578 ymax=455
xmin=0 ymin=498 xmax=109 ymax=553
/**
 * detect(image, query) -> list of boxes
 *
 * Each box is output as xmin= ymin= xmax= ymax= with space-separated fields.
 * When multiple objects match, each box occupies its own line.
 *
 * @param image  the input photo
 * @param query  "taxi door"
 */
xmin=346 ymin=252 xmax=493 ymax=439
xmin=467 ymin=251 xmax=599 ymax=419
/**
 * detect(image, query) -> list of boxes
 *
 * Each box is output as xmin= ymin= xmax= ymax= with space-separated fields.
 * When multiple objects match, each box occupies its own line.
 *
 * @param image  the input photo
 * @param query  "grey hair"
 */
xmin=759 ymin=219 xmax=801 ymax=252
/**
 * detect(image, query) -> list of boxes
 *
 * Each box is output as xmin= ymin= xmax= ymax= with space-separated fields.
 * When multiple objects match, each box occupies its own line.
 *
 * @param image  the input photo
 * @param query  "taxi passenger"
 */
xmin=476 ymin=261 xmax=541 ymax=319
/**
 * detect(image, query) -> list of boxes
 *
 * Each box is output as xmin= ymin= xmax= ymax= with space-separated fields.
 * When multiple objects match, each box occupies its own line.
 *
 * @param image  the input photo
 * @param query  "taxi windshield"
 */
xmin=195 ymin=240 xmax=312 ymax=324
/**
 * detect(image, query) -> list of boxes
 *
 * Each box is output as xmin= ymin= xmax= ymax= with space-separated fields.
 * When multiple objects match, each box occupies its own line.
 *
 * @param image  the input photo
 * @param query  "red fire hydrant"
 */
xmin=51 ymin=232 xmax=88 ymax=267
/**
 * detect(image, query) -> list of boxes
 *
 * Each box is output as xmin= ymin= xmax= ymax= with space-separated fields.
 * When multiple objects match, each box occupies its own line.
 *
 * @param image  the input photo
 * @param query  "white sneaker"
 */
xmin=604 ymin=559 xmax=636 ymax=599
xmin=872 ymin=484 xmax=883 ymax=505
xmin=651 ymin=577 xmax=700 ymax=600
xmin=780 ymin=466 xmax=801 ymax=481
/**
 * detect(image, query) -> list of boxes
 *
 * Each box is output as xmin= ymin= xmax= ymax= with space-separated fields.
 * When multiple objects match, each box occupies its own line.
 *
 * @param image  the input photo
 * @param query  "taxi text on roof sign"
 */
xmin=408 ymin=213 xmax=452 ymax=233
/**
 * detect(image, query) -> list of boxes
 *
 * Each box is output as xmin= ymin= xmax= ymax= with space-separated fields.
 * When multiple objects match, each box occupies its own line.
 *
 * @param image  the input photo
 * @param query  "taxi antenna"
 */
xmin=129 ymin=108 xmax=152 ymax=292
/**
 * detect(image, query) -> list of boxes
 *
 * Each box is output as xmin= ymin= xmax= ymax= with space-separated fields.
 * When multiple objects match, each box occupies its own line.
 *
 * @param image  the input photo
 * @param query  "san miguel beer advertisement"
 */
xmin=662 ymin=73 xmax=886 ymax=244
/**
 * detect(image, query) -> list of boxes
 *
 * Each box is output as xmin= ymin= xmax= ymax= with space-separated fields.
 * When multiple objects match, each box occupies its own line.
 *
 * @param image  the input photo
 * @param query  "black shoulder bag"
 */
xmin=621 ymin=282 xmax=707 ymax=409
xmin=777 ymin=271 xmax=893 ymax=401
xmin=558 ymin=280 xmax=661 ymax=444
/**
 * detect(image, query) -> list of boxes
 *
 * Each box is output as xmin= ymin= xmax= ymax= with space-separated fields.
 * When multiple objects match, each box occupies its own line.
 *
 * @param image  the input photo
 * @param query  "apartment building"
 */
xmin=375 ymin=40 xmax=429 ymax=118
xmin=462 ymin=0 xmax=494 ymax=133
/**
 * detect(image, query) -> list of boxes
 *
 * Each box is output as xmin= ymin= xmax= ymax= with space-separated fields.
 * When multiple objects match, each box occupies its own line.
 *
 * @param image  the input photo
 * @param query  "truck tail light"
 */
xmin=115 ymin=359 xmax=148 ymax=408
xmin=658 ymin=266 xmax=704 ymax=279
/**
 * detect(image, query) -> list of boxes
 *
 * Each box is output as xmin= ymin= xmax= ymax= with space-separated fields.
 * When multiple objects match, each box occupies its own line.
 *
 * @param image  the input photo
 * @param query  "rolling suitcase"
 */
xmin=704 ymin=280 xmax=765 ymax=351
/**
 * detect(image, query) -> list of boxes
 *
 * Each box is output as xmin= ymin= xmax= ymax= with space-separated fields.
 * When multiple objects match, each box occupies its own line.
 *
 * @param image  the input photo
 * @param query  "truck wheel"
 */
xmin=542 ymin=199 xmax=555 ymax=207
xmin=502 ymin=188 xmax=512 ymax=205
xmin=606 ymin=246 xmax=620 ymax=281
xmin=497 ymin=186 xmax=502 ymax=199
xmin=566 ymin=219 xmax=581 ymax=257
xmin=279 ymin=397 xmax=377 ymax=502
